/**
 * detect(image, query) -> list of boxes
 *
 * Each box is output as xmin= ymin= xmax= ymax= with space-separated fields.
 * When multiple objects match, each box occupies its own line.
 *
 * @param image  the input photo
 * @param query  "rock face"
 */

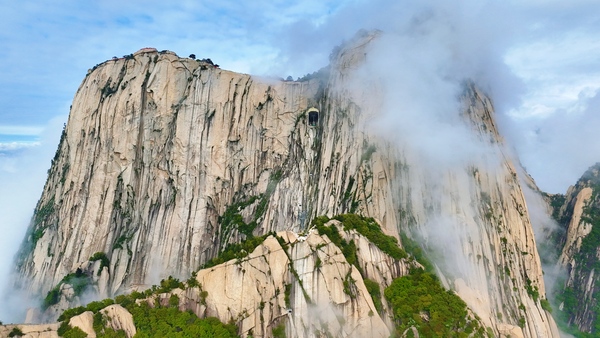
xmin=550 ymin=163 xmax=600 ymax=333
xmin=2 ymin=304 xmax=136 ymax=338
xmin=100 ymin=304 xmax=136 ymax=337
xmin=69 ymin=311 xmax=95 ymax=337
xmin=15 ymin=32 xmax=558 ymax=336
xmin=0 ymin=323 xmax=59 ymax=338
xmin=4 ymin=226 xmax=409 ymax=338
xmin=67 ymin=304 xmax=137 ymax=338
xmin=175 ymin=227 xmax=410 ymax=338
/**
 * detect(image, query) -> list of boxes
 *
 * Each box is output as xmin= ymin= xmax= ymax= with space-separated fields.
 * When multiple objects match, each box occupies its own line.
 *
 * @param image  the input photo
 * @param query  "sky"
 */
xmin=0 ymin=0 xmax=599 ymax=320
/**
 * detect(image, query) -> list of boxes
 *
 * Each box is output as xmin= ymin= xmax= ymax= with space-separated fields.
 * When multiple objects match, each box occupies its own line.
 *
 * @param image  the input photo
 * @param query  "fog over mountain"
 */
xmin=0 ymin=1 xmax=598 ymax=334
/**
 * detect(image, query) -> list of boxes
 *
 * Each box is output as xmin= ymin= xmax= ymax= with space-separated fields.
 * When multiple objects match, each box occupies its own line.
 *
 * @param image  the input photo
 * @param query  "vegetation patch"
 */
xmin=342 ymin=270 xmax=357 ymax=299
xmin=219 ymin=195 xmax=261 ymax=240
xmin=525 ymin=277 xmax=540 ymax=302
xmin=58 ymin=298 xmax=116 ymax=322
xmin=43 ymin=269 xmax=91 ymax=310
xmin=363 ymin=278 xmax=383 ymax=315
xmin=284 ymin=283 xmax=292 ymax=308
xmin=50 ymin=124 xmax=67 ymax=168
xmin=296 ymin=66 xmax=329 ymax=82
xmin=312 ymin=214 xmax=489 ymax=336
xmin=8 ymin=327 xmax=24 ymax=337
xmin=400 ymin=233 xmax=435 ymax=273
xmin=576 ymin=186 xmax=600 ymax=273
xmin=313 ymin=214 xmax=408 ymax=262
xmin=547 ymin=193 xmax=567 ymax=223
xmin=89 ymin=252 xmax=110 ymax=275
xmin=57 ymin=322 xmax=88 ymax=338
xmin=540 ymin=299 xmax=552 ymax=313
xmin=203 ymin=233 xmax=271 ymax=269
xmin=130 ymin=304 xmax=238 ymax=337
xmin=112 ymin=233 xmax=133 ymax=252
xmin=219 ymin=170 xmax=282 ymax=242
xmin=186 ymin=271 xmax=200 ymax=288
xmin=385 ymin=269 xmax=488 ymax=337
xmin=57 ymin=275 xmax=237 ymax=338
xmin=23 ymin=196 xmax=57 ymax=254
xmin=552 ymin=180 xmax=600 ymax=336
xmin=152 ymin=275 xmax=185 ymax=294
xmin=183 ymin=274 xmax=207 ymax=306
xmin=360 ymin=141 xmax=377 ymax=163
xmin=335 ymin=214 xmax=407 ymax=260
xmin=272 ymin=322 xmax=286 ymax=338
xmin=341 ymin=177 xmax=356 ymax=211
xmin=34 ymin=197 xmax=56 ymax=225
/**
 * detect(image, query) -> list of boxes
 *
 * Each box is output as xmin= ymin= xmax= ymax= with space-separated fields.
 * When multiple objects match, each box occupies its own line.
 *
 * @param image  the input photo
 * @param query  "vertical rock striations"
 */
xmin=190 ymin=229 xmax=400 ymax=338
xmin=15 ymin=33 xmax=558 ymax=336
xmin=550 ymin=163 xmax=600 ymax=333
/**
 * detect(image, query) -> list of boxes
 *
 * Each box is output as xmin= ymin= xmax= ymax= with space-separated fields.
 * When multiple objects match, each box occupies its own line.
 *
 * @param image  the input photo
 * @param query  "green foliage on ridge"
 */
xmin=57 ymin=275 xmax=238 ymax=338
xmin=43 ymin=269 xmax=91 ymax=310
xmin=549 ymin=165 xmax=600 ymax=337
xmin=52 ymin=212 xmax=488 ymax=338
xmin=363 ymin=278 xmax=383 ymax=315
xmin=89 ymin=252 xmax=110 ymax=275
xmin=400 ymin=233 xmax=435 ymax=273
xmin=8 ymin=327 xmax=24 ymax=337
xmin=34 ymin=197 xmax=56 ymax=225
xmin=385 ymin=269 xmax=487 ymax=337
xmin=312 ymin=214 xmax=408 ymax=263
xmin=313 ymin=213 xmax=487 ymax=336
xmin=203 ymin=233 xmax=272 ymax=269
xmin=218 ymin=170 xmax=282 ymax=241
xmin=130 ymin=304 xmax=237 ymax=338
xmin=219 ymin=196 xmax=261 ymax=239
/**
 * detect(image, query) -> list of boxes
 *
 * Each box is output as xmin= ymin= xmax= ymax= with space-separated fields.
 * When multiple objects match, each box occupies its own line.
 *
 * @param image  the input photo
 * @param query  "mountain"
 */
xmin=8 ymin=32 xmax=559 ymax=337
xmin=548 ymin=163 xmax=600 ymax=334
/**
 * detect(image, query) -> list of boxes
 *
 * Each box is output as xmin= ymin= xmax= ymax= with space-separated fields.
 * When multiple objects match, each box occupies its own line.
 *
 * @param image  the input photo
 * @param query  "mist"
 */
xmin=506 ymin=89 xmax=600 ymax=193
xmin=0 ymin=116 xmax=65 ymax=322
xmin=1 ymin=0 xmax=598 ymax=329
xmin=520 ymin=171 xmax=566 ymax=292
xmin=271 ymin=0 xmax=597 ymax=296
xmin=272 ymin=3 xmax=597 ymax=333
xmin=273 ymin=0 xmax=600 ymax=195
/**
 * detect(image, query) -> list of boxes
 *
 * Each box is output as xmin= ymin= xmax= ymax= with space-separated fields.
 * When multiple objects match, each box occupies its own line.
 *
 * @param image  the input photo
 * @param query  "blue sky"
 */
xmin=0 ymin=1 xmax=598 ymax=194
xmin=0 ymin=1 xmax=346 ymax=144
xmin=0 ymin=0 xmax=598 ymax=321
xmin=0 ymin=1 xmax=597 ymax=198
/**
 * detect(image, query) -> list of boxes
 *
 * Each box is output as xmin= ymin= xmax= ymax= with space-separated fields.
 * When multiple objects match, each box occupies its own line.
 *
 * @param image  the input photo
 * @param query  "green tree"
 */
xmin=385 ymin=270 xmax=483 ymax=337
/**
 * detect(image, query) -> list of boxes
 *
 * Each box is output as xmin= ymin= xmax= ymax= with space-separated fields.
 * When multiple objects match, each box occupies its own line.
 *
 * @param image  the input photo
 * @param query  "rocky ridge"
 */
xmin=7 ymin=223 xmax=413 ymax=337
xmin=549 ymin=163 xmax=600 ymax=333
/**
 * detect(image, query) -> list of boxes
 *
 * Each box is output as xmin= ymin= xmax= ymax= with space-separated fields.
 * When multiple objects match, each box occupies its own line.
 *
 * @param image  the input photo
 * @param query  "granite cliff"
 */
xmin=11 ymin=32 xmax=559 ymax=337
xmin=546 ymin=163 xmax=600 ymax=335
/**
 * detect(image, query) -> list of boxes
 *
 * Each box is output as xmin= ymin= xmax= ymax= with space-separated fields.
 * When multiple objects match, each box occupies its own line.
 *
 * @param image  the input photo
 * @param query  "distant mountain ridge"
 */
xmin=546 ymin=163 xmax=600 ymax=335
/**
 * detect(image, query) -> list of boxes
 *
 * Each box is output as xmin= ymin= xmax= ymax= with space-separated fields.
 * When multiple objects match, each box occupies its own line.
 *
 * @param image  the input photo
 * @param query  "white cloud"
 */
xmin=0 ymin=142 xmax=41 ymax=153
xmin=0 ymin=126 xmax=44 ymax=136
xmin=0 ymin=2 xmax=599 ymax=322
xmin=0 ymin=116 xmax=65 ymax=322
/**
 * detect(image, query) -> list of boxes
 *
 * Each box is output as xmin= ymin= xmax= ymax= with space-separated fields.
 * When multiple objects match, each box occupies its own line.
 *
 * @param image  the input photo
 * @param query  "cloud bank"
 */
xmin=273 ymin=0 xmax=600 ymax=193
xmin=0 ymin=116 xmax=65 ymax=322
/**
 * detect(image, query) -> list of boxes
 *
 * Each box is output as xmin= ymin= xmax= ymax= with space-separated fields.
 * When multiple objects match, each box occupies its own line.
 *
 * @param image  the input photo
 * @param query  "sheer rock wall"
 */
xmin=15 ymin=34 xmax=558 ymax=336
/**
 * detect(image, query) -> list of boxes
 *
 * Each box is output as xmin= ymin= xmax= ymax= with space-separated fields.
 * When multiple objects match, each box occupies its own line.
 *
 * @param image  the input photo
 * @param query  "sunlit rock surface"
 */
xmin=14 ymin=32 xmax=558 ymax=336
xmin=185 ymin=229 xmax=406 ymax=337
xmin=0 ymin=323 xmax=60 ymax=338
